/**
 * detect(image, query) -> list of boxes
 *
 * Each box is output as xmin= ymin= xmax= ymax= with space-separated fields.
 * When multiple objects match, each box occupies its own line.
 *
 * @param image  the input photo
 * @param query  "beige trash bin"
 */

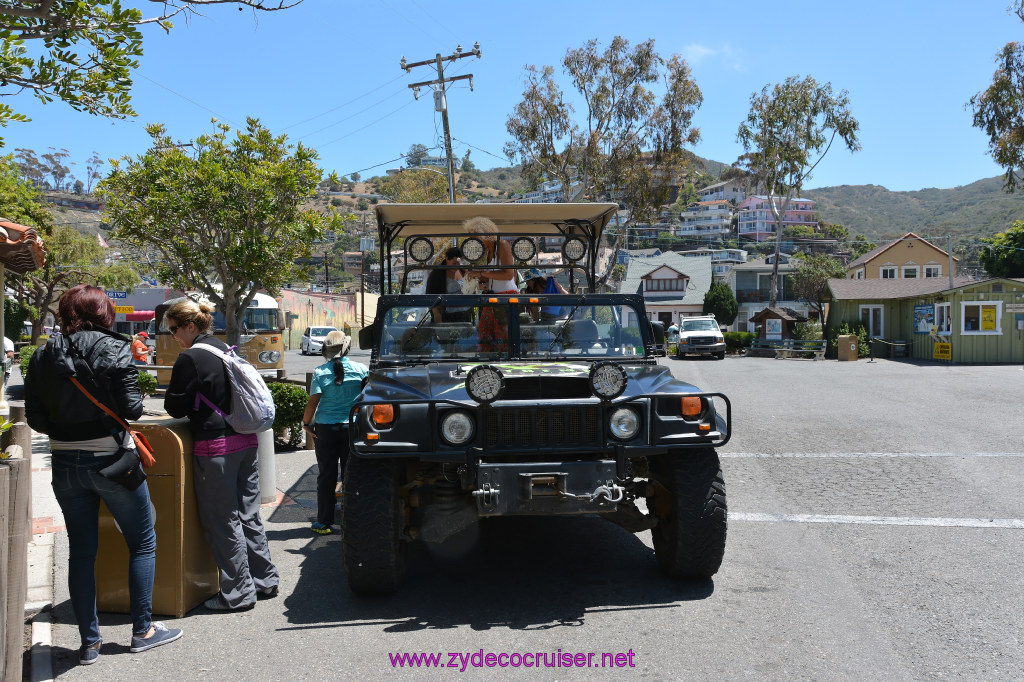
xmin=837 ymin=334 xmax=858 ymax=361
xmin=95 ymin=419 xmax=219 ymax=617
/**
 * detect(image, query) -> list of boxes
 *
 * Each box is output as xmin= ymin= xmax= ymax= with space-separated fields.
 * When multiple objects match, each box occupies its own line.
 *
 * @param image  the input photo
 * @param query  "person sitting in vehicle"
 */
xmin=424 ymin=247 xmax=471 ymax=323
xmin=522 ymin=268 xmax=569 ymax=323
xmin=464 ymin=217 xmax=516 ymax=352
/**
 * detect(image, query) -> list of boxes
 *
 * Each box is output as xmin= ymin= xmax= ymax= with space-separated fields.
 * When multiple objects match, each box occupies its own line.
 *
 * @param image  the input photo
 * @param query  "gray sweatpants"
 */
xmin=193 ymin=446 xmax=279 ymax=608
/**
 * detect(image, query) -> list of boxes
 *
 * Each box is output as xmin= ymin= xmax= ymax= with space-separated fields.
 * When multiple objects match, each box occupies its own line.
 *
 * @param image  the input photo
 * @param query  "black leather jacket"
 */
xmin=25 ymin=328 xmax=143 ymax=442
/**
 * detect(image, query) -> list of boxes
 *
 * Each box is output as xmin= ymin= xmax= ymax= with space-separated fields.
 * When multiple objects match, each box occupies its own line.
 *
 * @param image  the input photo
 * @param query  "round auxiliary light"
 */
xmin=440 ymin=411 xmax=475 ymax=445
xmin=609 ymin=406 xmax=641 ymax=440
xmin=461 ymin=237 xmax=486 ymax=263
xmin=512 ymin=237 xmax=537 ymax=262
xmin=589 ymin=361 xmax=628 ymax=401
xmin=408 ymin=237 xmax=434 ymax=263
xmin=258 ymin=350 xmax=282 ymax=364
xmin=465 ymin=364 xmax=505 ymax=404
xmin=562 ymin=236 xmax=587 ymax=263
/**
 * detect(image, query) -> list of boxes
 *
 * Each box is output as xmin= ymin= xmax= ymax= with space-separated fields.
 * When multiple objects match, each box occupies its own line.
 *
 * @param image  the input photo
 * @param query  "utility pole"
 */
xmin=401 ymin=43 xmax=481 ymax=204
xmin=947 ymin=234 xmax=955 ymax=290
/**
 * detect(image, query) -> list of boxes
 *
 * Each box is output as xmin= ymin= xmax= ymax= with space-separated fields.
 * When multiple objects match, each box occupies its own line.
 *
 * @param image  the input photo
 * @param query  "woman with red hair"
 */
xmin=25 ymin=284 xmax=182 ymax=665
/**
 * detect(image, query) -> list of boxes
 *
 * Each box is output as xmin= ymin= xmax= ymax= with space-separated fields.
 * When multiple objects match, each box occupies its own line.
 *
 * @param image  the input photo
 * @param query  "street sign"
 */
xmin=1005 ymin=303 xmax=1024 ymax=313
xmin=115 ymin=305 xmax=134 ymax=314
xmin=359 ymin=237 xmax=375 ymax=252
xmin=106 ymin=290 xmax=128 ymax=299
xmin=933 ymin=342 xmax=951 ymax=360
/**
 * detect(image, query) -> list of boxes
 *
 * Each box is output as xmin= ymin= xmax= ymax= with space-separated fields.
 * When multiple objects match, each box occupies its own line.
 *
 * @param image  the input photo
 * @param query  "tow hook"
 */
xmin=592 ymin=483 xmax=625 ymax=504
xmin=473 ymin=483 xmax=499 ymax=510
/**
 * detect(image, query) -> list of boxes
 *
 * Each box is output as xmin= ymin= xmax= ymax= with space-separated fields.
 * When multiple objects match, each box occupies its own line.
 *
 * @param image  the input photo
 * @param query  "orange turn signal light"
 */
xmin=367 ymin=433 xmax=380 ymax=441
xmin=681 ymin=397 xmax=703 ymax=418
xmin=488 ymin=298 xmax=498 ymax=303
xmin=698 ymin=424 xmax=711 ymax=431
xmin=529 ymin=298 xmax=539 ymax=303
xmin=372 ymin=404 xmax=395 ymax=426
xmin=508 ymin=298 xmax=519 ymax=303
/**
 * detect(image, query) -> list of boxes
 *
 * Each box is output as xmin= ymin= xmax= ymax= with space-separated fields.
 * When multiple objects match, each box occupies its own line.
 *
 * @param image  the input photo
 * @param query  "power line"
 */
xmin=451 ymin=137 xmax=507 ymax=163
xmin=139 ymin=75 xmax=237 ymax=127
xmin=278 ymin=72 xmax=410 ymax=133
xmin=316 ymin=98 xmax=419 ymax=150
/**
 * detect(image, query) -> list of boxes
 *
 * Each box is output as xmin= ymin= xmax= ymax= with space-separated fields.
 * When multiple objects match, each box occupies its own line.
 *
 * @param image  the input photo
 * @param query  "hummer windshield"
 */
xmin=378 ymin=301 xmax=649 ymax=362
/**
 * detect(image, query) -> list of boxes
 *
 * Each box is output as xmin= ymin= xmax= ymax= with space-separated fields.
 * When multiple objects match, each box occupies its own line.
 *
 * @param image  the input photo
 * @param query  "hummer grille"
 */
xmin=484 ymin=406 xmax=601 ymax=449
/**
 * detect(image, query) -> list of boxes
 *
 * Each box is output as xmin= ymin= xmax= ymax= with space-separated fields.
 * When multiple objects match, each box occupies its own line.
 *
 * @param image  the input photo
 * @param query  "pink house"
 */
xmin=736 ymin=195 xmax=817 ymax=242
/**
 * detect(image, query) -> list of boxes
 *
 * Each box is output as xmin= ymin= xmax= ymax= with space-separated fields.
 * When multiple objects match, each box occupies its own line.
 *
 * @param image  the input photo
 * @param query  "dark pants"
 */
xmin=313 ymin=423 xmax=350 ymax=526
xmin=51 ymin=450 xmax=157 ymax=645
xmin=192 ymin=446 xmax=279 ymax=608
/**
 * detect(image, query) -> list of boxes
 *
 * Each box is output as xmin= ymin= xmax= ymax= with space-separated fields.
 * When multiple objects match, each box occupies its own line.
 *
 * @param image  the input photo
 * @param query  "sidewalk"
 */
xmin=7 ymin=371 xmax=321 ymax=681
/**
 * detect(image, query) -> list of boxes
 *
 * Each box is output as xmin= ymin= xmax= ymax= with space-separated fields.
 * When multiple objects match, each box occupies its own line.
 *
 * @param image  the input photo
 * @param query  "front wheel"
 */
xmin=714 ymin=351 xmax=726 ymax=360
xmin=342 ymin=457 xmax=408 ymax=595
xmin=648 ymin=448 xmax=727 ymax=579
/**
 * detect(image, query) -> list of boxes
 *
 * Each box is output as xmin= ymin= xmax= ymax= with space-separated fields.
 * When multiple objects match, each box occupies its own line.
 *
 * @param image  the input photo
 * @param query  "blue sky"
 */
xmin=6 ymin=0 xmax=1023 ymax=192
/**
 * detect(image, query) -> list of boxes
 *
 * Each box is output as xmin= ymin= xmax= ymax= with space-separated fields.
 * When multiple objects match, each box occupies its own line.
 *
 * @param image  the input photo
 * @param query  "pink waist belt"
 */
xmin=193 ymin=433 xmax=258 ymax=457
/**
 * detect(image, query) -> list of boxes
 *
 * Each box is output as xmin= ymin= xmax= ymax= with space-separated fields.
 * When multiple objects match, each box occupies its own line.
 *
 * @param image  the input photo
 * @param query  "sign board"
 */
xmin=359 ymin=237 xmax=376 ymax=252
xmin=914 ymin=304 xmax=934 ymax=334
xmin=765 ymin=318 xmax=782 ymax=340
xmin=933 ymin=342 xmax=951 ymax=360
xmin=115 ymin=305 xmax=134 ymax=314
xmin=1005 ymin=303 xmax=1024 ymax=313
xmin=106 ymin=290 xmax=128 ymax=299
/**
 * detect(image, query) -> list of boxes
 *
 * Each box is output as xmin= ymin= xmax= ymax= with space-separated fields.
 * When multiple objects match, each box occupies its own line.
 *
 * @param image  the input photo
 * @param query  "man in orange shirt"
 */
xmin=131 ymin=332 xmax=150 ymax=365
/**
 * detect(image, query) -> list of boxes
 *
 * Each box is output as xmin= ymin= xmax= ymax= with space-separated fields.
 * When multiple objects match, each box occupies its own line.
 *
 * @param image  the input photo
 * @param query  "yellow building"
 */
xmin=846 ymin=232 xmax=957 ymax=280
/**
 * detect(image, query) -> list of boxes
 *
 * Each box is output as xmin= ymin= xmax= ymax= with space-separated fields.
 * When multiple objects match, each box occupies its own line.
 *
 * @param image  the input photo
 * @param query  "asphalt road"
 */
xmin=47 ymin=355 xmax=1024 ymax=680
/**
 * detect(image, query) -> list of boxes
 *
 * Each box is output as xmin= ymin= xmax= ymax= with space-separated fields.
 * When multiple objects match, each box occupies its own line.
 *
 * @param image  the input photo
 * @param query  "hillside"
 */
xmin=804 ymin=177 xmax=1024 ymax=241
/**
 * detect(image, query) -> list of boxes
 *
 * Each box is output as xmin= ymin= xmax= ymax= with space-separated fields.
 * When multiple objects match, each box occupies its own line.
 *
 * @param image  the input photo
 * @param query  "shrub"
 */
xmin=267 ymin=381 xmax=308 ymax=448
xmin=828 ymin=320 xmax=871 ymax=359
xmin=136 ymin=369 xmax=157 ymax=398
xmin=19 ymin=345 xmax=36 ymax=378
xmin=723 ymin=331 xmax=755 ymax=353
xmin=793 ymin=322 xmax=823 ymax=341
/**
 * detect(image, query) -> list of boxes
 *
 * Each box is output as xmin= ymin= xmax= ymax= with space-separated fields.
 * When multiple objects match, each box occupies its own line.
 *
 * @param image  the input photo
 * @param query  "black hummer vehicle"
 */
xmin=343 ymin=203 xmax=730 ymax=595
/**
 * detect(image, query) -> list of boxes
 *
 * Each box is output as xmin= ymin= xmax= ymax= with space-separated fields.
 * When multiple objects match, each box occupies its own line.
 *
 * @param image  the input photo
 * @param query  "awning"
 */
xmin=126 ymin=310 xmax=155 ymax=322
xmin=0 ymin=221 xmax=46 ymax=273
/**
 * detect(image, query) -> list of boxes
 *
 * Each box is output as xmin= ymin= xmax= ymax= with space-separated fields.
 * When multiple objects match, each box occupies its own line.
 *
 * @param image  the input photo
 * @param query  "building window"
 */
xmin=961 ymin=301 xmax=1002 ymax=334
xmin=855 ymin=268 xmax=865 ymax=279
xmin=902 ymin=265 xmax=919 ymax=278
xmin=924 ymin=265 xmax=941 ymax=278
xmin=880 ymin=267 xmax=896 ymax=279
xmin=859 ymin=304 xmax=884 ymax=338
xmin=736 ymin=311 xmax=748 ymax=332
xmin=935 ymin=302 xmax=951 ymax=335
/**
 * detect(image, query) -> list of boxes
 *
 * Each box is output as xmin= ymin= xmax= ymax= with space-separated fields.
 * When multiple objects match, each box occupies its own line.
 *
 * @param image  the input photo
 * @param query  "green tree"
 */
xmin=350 ymin=172 xmax=361 ymax=183
xmin=850 ymin=234 xmax=877 ymax=259
xmin=405 ymin=144 xmax=429 ymax=167
xmin=85 ymin=151 xmax=104 ymax=193
xmin=0 ymin=1 xmax=302 ymax=146
xmin=790 ymin=254 xmax=846 ymax=325
xmin=4 ymin=297 xmax=30 ymax=340
xmin=969 ymin=2 xmax=1024 ymax=192
xmin=737 ymin=75 xmax=860 ymax=306
xmin=0 ymin=154 xmax=53 ymax=226
xmin=380 ymin=168 xmax=450 ymax=203
xmin=99 ymin=117 xmax=337 ymax=346
xmin=505 ymin=36 xmax=702 ymax=233
xmin=703 ymin=281 xmax=738 ymax=325
xmin=8 ymin=225 xmax=139 ymax=343
xmin=819 ymin=222 xmax=849 ymax=241
xmin=980 ymin=220 xmax=1024 ymax=277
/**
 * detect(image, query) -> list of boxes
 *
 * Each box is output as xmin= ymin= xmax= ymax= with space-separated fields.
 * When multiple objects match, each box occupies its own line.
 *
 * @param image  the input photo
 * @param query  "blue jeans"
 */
xmin=51 ymin=450 xmax=157 ymax=646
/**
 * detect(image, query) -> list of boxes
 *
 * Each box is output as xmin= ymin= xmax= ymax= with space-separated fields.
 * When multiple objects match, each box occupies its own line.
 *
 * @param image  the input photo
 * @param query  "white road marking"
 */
xmin=730 ymin=512 xmax=1024 ymax=529
xmin=720 ymin=452 xmax=1024 ymax=458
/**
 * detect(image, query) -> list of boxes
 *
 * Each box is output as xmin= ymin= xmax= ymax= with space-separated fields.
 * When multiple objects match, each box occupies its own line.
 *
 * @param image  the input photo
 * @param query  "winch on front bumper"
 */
xmin=472 ymin=460 xmax=624 ymax=516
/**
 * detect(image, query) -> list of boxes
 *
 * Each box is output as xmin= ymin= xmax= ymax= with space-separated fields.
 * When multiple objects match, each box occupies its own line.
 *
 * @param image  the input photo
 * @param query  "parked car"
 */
xmin=676 ymin=315 xmax=726 ymax=360
xmin=342 ymin=203 xmax=731 ymax=595
xmin=300 ymin=326 xmax=338 ymax=355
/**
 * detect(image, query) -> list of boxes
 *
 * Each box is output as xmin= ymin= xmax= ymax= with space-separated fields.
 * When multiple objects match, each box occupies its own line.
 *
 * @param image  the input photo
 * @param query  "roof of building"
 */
xmin=827 ymin=276 xmax=978 ymax=300
xmin=684 ymin=200 xmax=731 ymax=208
xmin=619 ymin=252 xmax=713 ymax=306
xmin=0 ymin=221 xmax=46 ymax=273
xmin=729 ymin=256 xmax=797 ymax=272
xmin=700 ymin=179 xmax=745 ymax=191
xmin=846 ymin=232 xmax=960 ymax=270
xmin=749 ymin=306 xmax=808 ymax=323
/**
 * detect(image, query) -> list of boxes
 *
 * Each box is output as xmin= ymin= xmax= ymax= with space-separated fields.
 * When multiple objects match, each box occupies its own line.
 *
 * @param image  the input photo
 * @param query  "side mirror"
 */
xmin=649 ymin=320 xmax=665 ymax=346
xmin=358 ymin=325 xmax=377 ymax=350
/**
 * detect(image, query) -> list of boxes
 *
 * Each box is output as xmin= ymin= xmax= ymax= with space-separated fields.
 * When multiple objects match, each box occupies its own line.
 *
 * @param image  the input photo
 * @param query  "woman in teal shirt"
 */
xmin=301 ymin=330 xmax=369 ymax=534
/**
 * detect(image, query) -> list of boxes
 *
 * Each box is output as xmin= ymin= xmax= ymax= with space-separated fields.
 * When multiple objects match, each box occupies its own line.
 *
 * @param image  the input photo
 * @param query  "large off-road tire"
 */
xmin=714 ymin=351 xmax=726 ymax=360
xmin=649 ymin=448 xmax=727 ymax=579
xmin=342 ymin=457 xmax=407 ymax=595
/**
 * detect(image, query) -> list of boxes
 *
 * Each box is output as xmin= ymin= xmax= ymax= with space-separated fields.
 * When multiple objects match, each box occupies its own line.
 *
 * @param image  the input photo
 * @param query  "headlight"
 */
xmin=512 ymin=237 xmax=537 ymax=261
xmin=609 ymin=406 xmax=640 ymax=440
xmin=461 ymin=237 xmax=486 ymax=263
xmin=408 ymin=237 xmax=434 ymax=263
xmin=440 ymin=411 xmax=474 ymax=444
xmin=562 ymin=236 xmax=587 ymax=262
xmin=465 ymin=364 xmax=505 ymax=404
xmin=257 ymin=350 xmax=281 ymax=364
xmin=589 ymin=361 xmax=627 ymax=401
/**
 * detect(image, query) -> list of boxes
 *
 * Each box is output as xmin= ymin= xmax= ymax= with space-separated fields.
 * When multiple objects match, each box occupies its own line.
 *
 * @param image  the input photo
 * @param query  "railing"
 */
xmin=735 ymin=288 xmax=789 ymax=303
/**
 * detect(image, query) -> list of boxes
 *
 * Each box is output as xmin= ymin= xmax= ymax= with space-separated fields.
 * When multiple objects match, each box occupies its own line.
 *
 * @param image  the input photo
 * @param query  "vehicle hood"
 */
xmin=361 ymin=361 xmax=704 ymax=404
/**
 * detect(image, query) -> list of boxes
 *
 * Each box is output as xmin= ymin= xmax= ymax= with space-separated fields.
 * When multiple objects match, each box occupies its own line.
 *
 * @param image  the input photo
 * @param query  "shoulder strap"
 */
xmin=69 ymin=376 xmax=130 ymax=432
xmin=187 ymin=342 xmax=233 ymax=416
